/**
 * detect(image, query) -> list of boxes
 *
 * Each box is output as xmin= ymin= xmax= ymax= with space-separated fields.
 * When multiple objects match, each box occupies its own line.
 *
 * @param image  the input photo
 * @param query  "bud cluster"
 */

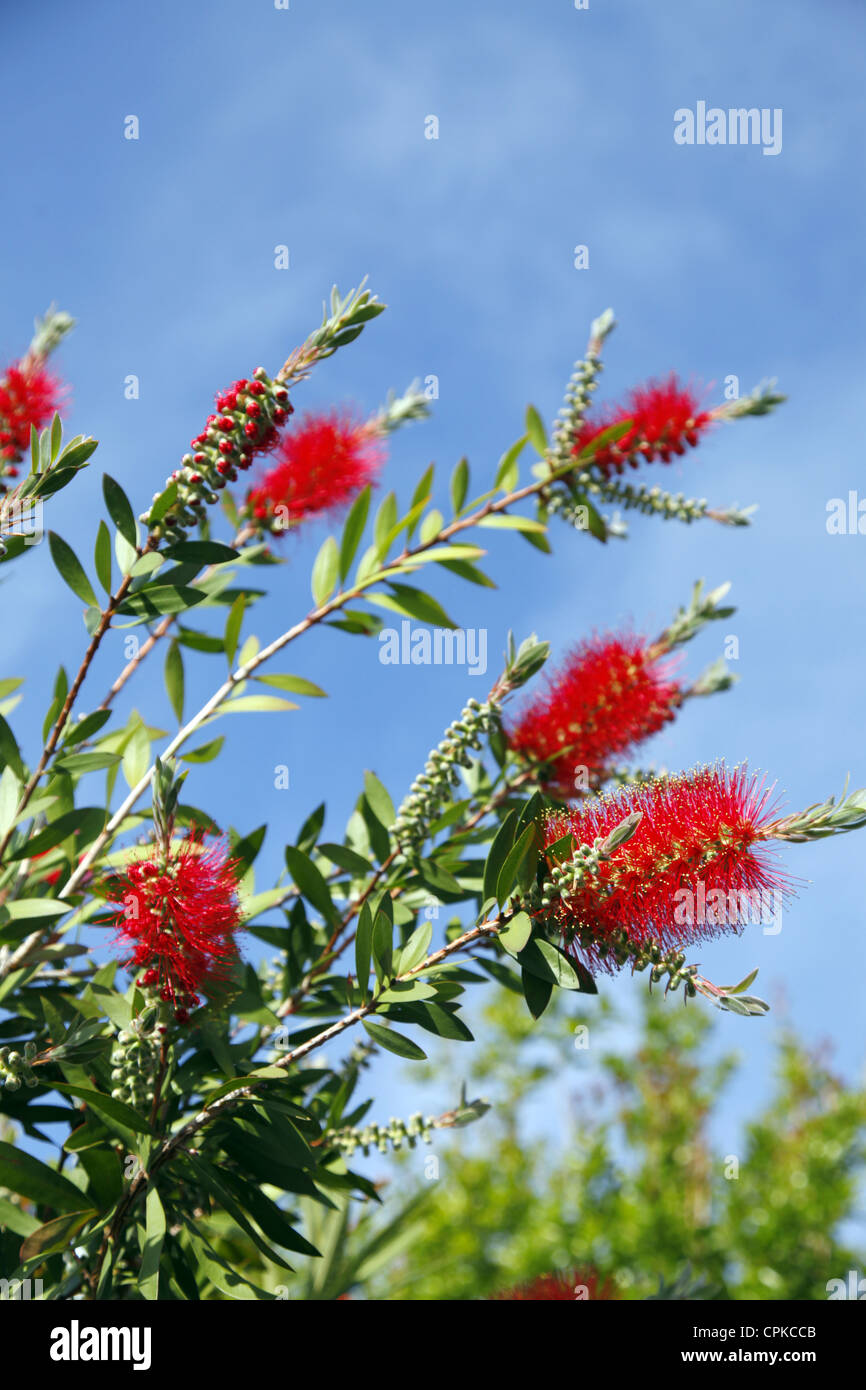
xmin=109 ymin=1012 xmax=162 ymax=1109
xmin=527 ymin=838 xmax=613 ymax=912
xmin=554 ymin=470 xmax=711 ymax=527
xmin=394 ymin=698 xmax=502 ymax=850
xmin=325 ymin=1111 xmax=434 ymax=1158
xmin=146 ymin=368 xmax=293 ymax=539
xmin=0 ymin=1042 xmax=39 ymax=1091
xmin=566 ymin=924 xmax=698 ymax=994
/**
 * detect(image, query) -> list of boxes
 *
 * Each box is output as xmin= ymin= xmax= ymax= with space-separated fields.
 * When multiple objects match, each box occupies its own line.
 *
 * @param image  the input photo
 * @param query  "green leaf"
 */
xmin=220 ymin=695 xmax=298 ymax=714
xmin=20 ymin=1209 xmax=96 ymax=1262
xmin=450 ymin=457 xmax=469 ymax=514
xmin=482 ymin=808 xmax=518 ymax=905
xmin=48 ymin=531 xmax=100 ymax=607
xmin=54 ymin=749 xmax=122 ymax=775
xmin=496 ymin=823 xmax=540 ymax=905
xmin=140 ymin=1185 xmax=166 ymax=1300
xmin=9 ymin=806 xmax=105 ymax=860
xmin=495 ymin=435 xmax=527 ymax=491
xmin=368 ymin=585 xmax=457 ymax=629
xmin=284 ymin=845 xmax=339 ymax=924
xmin=61 ymin=708 xmax=111 ymax=747
xmin=339 ymin=485 xmax=372 ymax=581
xmin=0 ymin=1196 xmax=39 ymax=1237
xmin=372 ymin=910 xmax=393 ymax=984
xmin=94 ymin=520 xmax=112 ymax=594
xmin=165 ymin=640 xmax=185 ymax=723
xmin=355 ymin=902 xmax=374 ymax=1000
xmin=116 ymin=587 xmax=206 ymax=618
xmin=147 ymin=480 xmax=178 ymax=526
xmin=378 ymin=980 xmax=437 ymax=1003
xmin=363 ymin=769 xmax=395 ymax=829
xmin=373 ymin=491 xmax=398 ymax=558
xmin=0 ymin=713 xmax=25 ymax=780
xmin=224 ymin=594 xmax=246 ymax=667
xmin=521 ymin=965 xmax=553 ymax=1019
xmin=0 ymin=1139 xmax=91 ymax=1213
xmin=52 ymin=1084 xmax=155 ymax=1135
xmin=408 ymin=465 xmax=435 ymax=537
xmin=163 ymin=540 xmax=239 ymax=565
xmin=255 ymin=673 xmax=326 ymax=698
xmin=518 ymin=937 xmax=584 ymax=990
xmin=395 ymin=919 xmax=433 ymax=974
xmin=122 ymin=716 xmax=150 ymax=789
xmin=319 ymin=842 xmax=373 ymax=876
xmin=402 ymin=1000 xmax=474 ymax=1041
xmin=4 ymin=898 xmax=71 ymax=920
xmin=50 ymin=411 xmax=63 ymax=461
xmin=311 ymin=535 xmax=339 ymax=606
xmin=0 ymin=766 xmax=19 ymax=840
xmin=102 ymin=473 xmax=139 ymax=548
xmin=193 ymin=1158 xmax=295 ymax=1272
xmin=176 ymin=626 xmax=224 ymax=654
xmin=362 ymin=1019 xmax=427 ymax=1060
xmin=419 ymin=509 xmax=444 ymax=545
xmin=180 ymin=736 xmax=226 ymax=764
xmin=498 ymin=910 xmax=532 ymax=958
xmin=477 ymin=513 xmax=547 ymax=534
xmin=525 ymin=404 xmax=548 ymax=455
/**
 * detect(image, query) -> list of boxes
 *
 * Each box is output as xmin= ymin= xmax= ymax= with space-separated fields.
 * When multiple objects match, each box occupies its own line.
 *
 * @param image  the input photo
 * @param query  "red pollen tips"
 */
xmin=542 ymin=764 xmax=791 ymax=973
xmin=492 ymin=1268 xmax=617 ymax=1300
xmin=507 ymin=633 xmax=682 ymax=799
xmin=572 ymin=373 xmax=713 ymax=476
xmin=106 ymin=837 xmax=244 ymax=1023
xmin=0 ymin=360 xmax=66 ymax=467
xmin=246 ymin=409 xmax=386 ymax=534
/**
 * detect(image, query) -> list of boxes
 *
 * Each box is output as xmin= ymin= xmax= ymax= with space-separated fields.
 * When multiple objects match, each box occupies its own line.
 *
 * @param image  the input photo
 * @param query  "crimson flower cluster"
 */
xmin=543 ymin=764 xmax=789 ymax=973
xmin=572 ymin=374 xmax=713 ymax=474
xmin=507 ymin=633 xmax=682 ymax=799
xmin=246 ymin=409 xmax=387 ymax=532
xmin=0 ymin=359 xmax=65 ymax=478
xmin=107 ymin=838 xmax=243 ymax=1024
xmin=493 ymin=1268 xmax=617 ymax=1300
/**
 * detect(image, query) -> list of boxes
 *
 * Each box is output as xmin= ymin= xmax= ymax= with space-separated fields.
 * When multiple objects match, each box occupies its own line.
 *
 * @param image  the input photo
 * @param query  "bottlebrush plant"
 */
xmin=0 ymin=284 xmax=863 ymax=1305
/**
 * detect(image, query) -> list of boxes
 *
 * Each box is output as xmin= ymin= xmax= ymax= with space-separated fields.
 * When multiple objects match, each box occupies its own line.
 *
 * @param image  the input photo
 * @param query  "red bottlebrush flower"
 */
xmin=0 ymin=360 xmax=66 ymax=463
xmin=572 ymin=373 xmax=713 ymax=475
xmin=247 ymin=410 xmax=386 ymax=531
xmin=106 ymin=837 xmax=243 ymax=1020
xmin=507 ymin=633 xmax=682 ymax=799
xmin=493 ymin=1268 xmax=617 ymax=1301
xmin=543 ymin=764 xmax=790 ymax=973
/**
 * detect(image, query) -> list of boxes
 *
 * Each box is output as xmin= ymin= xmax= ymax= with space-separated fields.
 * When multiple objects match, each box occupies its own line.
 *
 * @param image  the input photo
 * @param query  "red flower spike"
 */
xmin=572 ymin=373 xmax=713 ymax=476
xmin=543 ymin=764 xmax=791 ymax=973
xmin=493 ymin=1269 xmax=617 ymax=1301
xmin=247 ymin=410 xmax=386 ymax=532
xmin=0 ymin=360 xmax=66 ymax=463
xmin=107 ymin=837 xmax=243 ymax=1021
xmin=507 ymin=633 xmax=682 ymax=799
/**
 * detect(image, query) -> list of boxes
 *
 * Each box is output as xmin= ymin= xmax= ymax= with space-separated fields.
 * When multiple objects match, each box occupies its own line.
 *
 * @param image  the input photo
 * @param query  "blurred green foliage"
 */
xmin=356 ymin=987 xmax=866 ymax=1300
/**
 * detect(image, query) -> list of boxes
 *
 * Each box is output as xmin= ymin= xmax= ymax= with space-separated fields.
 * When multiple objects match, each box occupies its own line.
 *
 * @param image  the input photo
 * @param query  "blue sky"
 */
xmin=2 ymin=0 xmax=866 ymax=1183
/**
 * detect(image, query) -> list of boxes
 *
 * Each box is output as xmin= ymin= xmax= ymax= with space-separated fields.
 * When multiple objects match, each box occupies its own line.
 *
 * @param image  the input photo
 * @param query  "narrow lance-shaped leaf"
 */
xmin=311 ymin=535 xmax=339 ymax=606
xmin=103 ymin=473 xmax=139 ymax=548
xmin=48 ymin=532 xmax=100 ymax=608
